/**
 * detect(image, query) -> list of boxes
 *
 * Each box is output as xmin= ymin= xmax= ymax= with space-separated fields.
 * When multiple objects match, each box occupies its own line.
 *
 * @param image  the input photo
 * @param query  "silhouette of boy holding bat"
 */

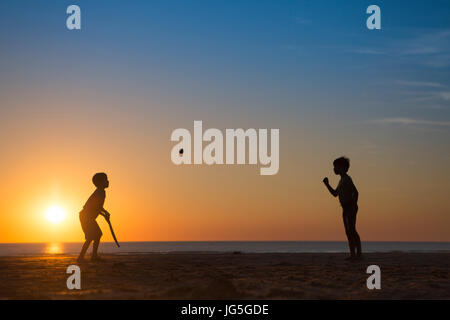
xmin=77 ymin=172 xmax=116 ymax=262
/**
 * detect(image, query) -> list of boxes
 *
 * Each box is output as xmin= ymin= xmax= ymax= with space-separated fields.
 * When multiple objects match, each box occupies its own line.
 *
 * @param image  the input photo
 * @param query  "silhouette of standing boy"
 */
xmin=77 ymin=172 xmax=111 ymax=262
xmin=323 ymin=157 xmax=362 ymax=260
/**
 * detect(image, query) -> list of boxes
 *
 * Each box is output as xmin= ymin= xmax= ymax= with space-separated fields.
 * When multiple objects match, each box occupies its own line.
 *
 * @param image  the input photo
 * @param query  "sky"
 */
xmin=0 ymin=0 xmax=449 ymax=242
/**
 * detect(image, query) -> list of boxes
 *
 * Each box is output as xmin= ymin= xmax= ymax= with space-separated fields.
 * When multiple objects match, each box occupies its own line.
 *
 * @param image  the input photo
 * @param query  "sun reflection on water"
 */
xmin=45 ymin=242 xmax=63 ymax=254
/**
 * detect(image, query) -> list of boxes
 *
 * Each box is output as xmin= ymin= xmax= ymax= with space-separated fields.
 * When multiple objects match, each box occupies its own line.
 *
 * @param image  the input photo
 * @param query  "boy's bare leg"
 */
xmin=354 ymin=232 xmax=362 ymax=257
xmin=346 ymin=233 xmax=356 ymax=257
xmin=91 ymin=238 xmax=101 ymax=260
xmin=343 ymin=215 xmax=356 ymax=258
xmin=348 ymin=210 xmax=362 ymax=257
xmin=78 ymin=240 xmax=92 ymax=262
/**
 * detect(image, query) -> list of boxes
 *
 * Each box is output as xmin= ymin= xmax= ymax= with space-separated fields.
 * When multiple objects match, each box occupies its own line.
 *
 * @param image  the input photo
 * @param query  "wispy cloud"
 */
xmin=400 ymin=30 xmax=450 ymax=54
xmin=425 ymin=54 xmax=450 ymax=68
xmin=372 ymin=117 xmax=450 ymax=126
xmin=395 ymin=80 xmax=450 ymax=108
xmin=439 ymin=92 xmax=450 ymax=101
xmin=342 ymin=29 xmax=450 ymax=68
xmin=395 ymin=80 xmax=444 ymax=88
xmin=292 ymin=16 xmax=311 ymax=25
xmin=345 ymin=47 xmax=386 ymax=55
xmin=360 ymin=142 xmax=382 ymax=155
xmin=400 ymin=90 xmax=450 ymax=106
xmin=399 ymin=29 xmax=450 ymax=68
xmin=282 ymin=44 xmax=306 ymax=56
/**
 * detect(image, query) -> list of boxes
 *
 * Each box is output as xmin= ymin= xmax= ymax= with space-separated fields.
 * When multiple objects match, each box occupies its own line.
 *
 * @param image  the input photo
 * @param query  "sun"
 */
xmin=45 ymin=205 xmax=66 ymax=224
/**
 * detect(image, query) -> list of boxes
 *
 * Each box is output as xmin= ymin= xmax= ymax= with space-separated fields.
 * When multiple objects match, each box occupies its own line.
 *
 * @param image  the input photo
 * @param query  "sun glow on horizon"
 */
xmin=45 ymin=205 xmax=66 ymax=224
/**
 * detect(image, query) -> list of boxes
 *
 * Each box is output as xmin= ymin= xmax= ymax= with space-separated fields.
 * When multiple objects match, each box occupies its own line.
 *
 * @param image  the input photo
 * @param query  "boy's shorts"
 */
xmin=79 ymin=211 xmax=102 ymax=241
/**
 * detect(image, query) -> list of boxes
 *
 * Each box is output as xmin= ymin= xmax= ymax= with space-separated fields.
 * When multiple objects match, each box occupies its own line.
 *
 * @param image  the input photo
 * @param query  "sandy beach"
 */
xmin=0 ymin=253 xmax=448 ymax=299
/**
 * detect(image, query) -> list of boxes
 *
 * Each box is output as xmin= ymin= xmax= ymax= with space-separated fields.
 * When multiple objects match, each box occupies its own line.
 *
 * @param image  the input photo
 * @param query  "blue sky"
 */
xmin=1 ymin=1 xmax=449 ymax=162
xmin=1 ymin=1 xmax=450 ymax=175
xmin=1 ymin=0 xmax=450 ymax=123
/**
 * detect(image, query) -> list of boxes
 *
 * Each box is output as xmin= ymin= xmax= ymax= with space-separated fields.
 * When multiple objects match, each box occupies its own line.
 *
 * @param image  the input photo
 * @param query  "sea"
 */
xmin=0 ymin=241 xmax=449 ymax=256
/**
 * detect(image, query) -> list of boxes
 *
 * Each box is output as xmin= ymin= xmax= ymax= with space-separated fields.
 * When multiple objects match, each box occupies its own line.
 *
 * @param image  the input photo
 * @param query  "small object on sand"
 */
xmin=179 ymin=148 xmax=184 ymax=154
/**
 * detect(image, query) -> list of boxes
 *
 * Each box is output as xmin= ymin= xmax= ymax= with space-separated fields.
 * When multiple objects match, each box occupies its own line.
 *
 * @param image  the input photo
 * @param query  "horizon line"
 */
xmin=1 ymin=240 xmax=450 ymax=244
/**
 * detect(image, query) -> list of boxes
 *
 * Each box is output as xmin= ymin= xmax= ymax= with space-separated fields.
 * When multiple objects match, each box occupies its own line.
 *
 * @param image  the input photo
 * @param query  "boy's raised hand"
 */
xmin=102 ymin=210 xmax=111 ymax=219
xmin=323 ymin=177 xmax=329 ymax=185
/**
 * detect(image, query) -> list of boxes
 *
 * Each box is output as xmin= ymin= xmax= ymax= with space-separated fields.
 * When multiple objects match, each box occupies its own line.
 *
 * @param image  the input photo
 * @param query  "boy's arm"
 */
xmin=100 ymin=208 xmax=110 ymax=219
xmin=323 ymin=178 xmax=338 ymax=197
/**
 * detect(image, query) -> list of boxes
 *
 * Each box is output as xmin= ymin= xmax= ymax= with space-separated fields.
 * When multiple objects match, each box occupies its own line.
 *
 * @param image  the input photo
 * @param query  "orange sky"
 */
xmin=0 ymin=88 xmax=449 ymax=243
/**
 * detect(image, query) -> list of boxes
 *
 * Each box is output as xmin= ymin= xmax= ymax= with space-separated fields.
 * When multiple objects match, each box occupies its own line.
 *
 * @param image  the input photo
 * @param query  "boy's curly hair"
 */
xmin=92 ymin=172 xmax=107 ymax=187
xmin=333 ymin=156 xmax=350 ymax=173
